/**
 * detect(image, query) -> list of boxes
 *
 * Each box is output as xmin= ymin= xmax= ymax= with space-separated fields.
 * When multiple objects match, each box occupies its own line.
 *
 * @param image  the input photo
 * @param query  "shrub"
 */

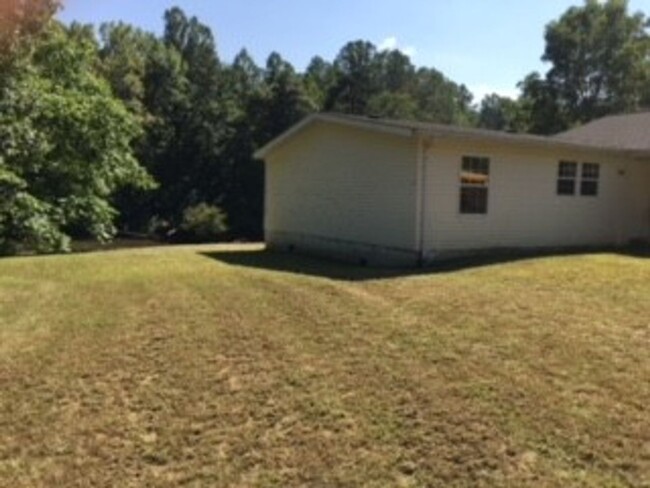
xmin=178 ymin=203 xmax=228 ymax=242
xmin=147 ymin=216 xmax=172 ymax=240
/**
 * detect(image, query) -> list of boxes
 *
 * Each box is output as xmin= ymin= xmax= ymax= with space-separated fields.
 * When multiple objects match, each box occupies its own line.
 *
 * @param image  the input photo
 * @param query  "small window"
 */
xmin=460 ymin=156 xmax=489 ymax=214
xmin=557 ymin=161 xmax=577 ymax=195
xmin=581 ymin=163 xmax=600 ymax=196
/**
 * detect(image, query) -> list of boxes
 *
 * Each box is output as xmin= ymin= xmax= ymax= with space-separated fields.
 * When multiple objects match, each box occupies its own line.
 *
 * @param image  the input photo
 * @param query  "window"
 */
xmin=557 ymin=161 xmax=600 ymax=197
xmin=460 ymin=156 xmax=489 ymax=214
xmin=557 ymin=161 xmax=577 ymax=195
xmin=581 ymin=163 xmax=600 ymax=196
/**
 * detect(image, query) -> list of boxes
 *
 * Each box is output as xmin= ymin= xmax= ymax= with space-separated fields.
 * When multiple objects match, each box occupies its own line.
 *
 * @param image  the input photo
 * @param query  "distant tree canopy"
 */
xmin=513 ymin=0 xmax=650 ymax=133
xmin=1 ymin=0 xmax=649 ymax=254
xmin=96 ymin=22 xmax=478 ymax=243
xmin=478 ymin=94 xmax=527 ymax=133
xmin=322 ymin=40 xmax=475 ymax=124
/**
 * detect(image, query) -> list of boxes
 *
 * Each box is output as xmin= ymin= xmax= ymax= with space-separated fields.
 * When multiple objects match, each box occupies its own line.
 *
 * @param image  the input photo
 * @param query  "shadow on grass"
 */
xmin=200 ymin=245 xmax=648 ymax=282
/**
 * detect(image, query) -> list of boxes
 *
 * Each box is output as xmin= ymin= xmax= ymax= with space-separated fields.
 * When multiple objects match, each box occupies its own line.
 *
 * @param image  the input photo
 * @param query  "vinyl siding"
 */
xmin=265 ymin=121 xmax=418 ymax=252
xmin=422 ymin=137 xmax=650 ymax=254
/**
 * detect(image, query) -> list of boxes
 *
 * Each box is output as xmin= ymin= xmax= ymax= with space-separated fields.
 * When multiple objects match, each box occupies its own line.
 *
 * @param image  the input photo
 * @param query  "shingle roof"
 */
xmin=554 ymin=112 xmax=650 ymax=151
xmin=256 ymin=112 xmax=650 ymax=160
xmin=323 ymin=113 xmax=561 ymax=145
xmin=320 ymin=113 xmax=650 ymax=154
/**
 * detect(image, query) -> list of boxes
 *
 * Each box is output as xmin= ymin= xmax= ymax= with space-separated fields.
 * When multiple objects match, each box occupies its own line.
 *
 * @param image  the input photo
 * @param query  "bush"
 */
xmin=147 ymin=215 xmax=172 ymax=240
xmin=178 ymin=203 xmax=228 ymax=243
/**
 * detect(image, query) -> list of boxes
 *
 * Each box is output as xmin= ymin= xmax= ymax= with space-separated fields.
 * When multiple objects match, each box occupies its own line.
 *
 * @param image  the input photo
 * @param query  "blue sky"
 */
xmin=59 ymin=0 xmax=650 ymax=102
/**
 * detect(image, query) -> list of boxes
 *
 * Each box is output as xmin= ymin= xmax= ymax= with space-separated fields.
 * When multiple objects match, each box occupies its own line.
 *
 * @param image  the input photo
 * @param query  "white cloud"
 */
xmin=378 ymin=36 xmax=398 ymax=51
xmin=378 ymin=36 xmax=417 ymax=59
xmin=469 ymin=83 xmax=520 ymax=103
xmin=401 ymin=46 xmax=417 ymax=58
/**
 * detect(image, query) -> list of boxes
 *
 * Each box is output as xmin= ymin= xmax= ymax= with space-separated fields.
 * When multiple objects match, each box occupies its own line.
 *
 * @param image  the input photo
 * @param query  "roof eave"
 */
xmin=254 ymin=113 xmax=415 ymax=161
xmin=421 ymin=127 xmax=650 ymax=158
xmin=254 ymin=114 xmax=319 ymax=160
xmin=255 ymin=112 xmax=650 ymax=161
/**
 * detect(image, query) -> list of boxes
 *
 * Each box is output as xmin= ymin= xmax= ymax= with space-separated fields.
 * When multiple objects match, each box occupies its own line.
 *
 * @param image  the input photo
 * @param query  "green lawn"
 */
xmin=0 ymin=245 xmax=648 ymax=487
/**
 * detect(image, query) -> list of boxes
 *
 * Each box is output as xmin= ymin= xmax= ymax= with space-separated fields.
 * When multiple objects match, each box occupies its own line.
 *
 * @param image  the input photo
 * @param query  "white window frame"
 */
xmin=580 ymin=163 xmax=600 ymax=196
xmin=557 ymin=161 xmax=578 ymax=196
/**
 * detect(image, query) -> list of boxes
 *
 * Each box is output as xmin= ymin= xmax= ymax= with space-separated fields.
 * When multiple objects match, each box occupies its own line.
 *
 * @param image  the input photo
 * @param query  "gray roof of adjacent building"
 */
xmin=554 ymin=112 xmax=650 ymax=151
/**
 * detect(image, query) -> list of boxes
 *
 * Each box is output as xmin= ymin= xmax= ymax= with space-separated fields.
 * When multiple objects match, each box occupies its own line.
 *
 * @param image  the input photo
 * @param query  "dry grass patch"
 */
xmin=0 ymin=245 xmax=648 ymax=487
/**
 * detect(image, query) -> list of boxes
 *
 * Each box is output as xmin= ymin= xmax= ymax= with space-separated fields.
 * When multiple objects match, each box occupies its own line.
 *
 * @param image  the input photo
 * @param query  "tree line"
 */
xmin=1 ymin=0 xmax=649 ymax=255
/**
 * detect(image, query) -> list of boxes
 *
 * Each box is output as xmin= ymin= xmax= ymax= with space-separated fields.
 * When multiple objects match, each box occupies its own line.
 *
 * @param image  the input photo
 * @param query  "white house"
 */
xmin=255 ymin=112 xmax=650 ymax=266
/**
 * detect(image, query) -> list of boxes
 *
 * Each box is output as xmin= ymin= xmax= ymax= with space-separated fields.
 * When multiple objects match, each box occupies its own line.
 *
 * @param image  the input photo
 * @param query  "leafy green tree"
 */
xmin=165 ymin=8 xmax=228 ymax=207
xmin=327 ymin=41 xmax=380 ymax=114
xmin=303 ymin=56 xmax=336 ymax=109
xmin=412 ymin=68 xmax=475 ymax=125
xmin=521 ymin=0 xmax=650 ymax=133
xmin=478 ymin=93 xmax=527 ymax=132
xmin=0 ymin=22 xmax=154 ymax=254
xmin=226 ymin=49 xmax=263 ymax=111
xmin=375 ymin=49 xmax=415 ymax=93
xmin=218 ymin=52 xmax=265 ymax=238
xmin=100 ymin=26 xmax=188 ymax=231
xmin=164 ymin=7 xmax=220 ymax=93
xmin=0 ymin=162 xmax=69 ymax=255
xmin=517 ymin=72 xmax=568 ymax=134
xmin=99 ymin=22 xmax=155 ymax=117
xmin=99 ymin=9 xmax=236 ymax=237
xmin=113 ymin=7 xmax=229 ymax=233
xmin=454 ymin=85 xmax=476 ymax=126
xmin=546 ymin=0 xmax=650 ymax=121
xmin=260 ymin=52 xmax=316 ymax=140
xmin=367 ymin=92 xmax=418 ymax=119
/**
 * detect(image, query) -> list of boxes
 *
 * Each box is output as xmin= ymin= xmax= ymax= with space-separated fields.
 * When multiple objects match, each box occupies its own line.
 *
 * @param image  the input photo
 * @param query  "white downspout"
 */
xmin=415 ymin=133 xmax=428 ymax=266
